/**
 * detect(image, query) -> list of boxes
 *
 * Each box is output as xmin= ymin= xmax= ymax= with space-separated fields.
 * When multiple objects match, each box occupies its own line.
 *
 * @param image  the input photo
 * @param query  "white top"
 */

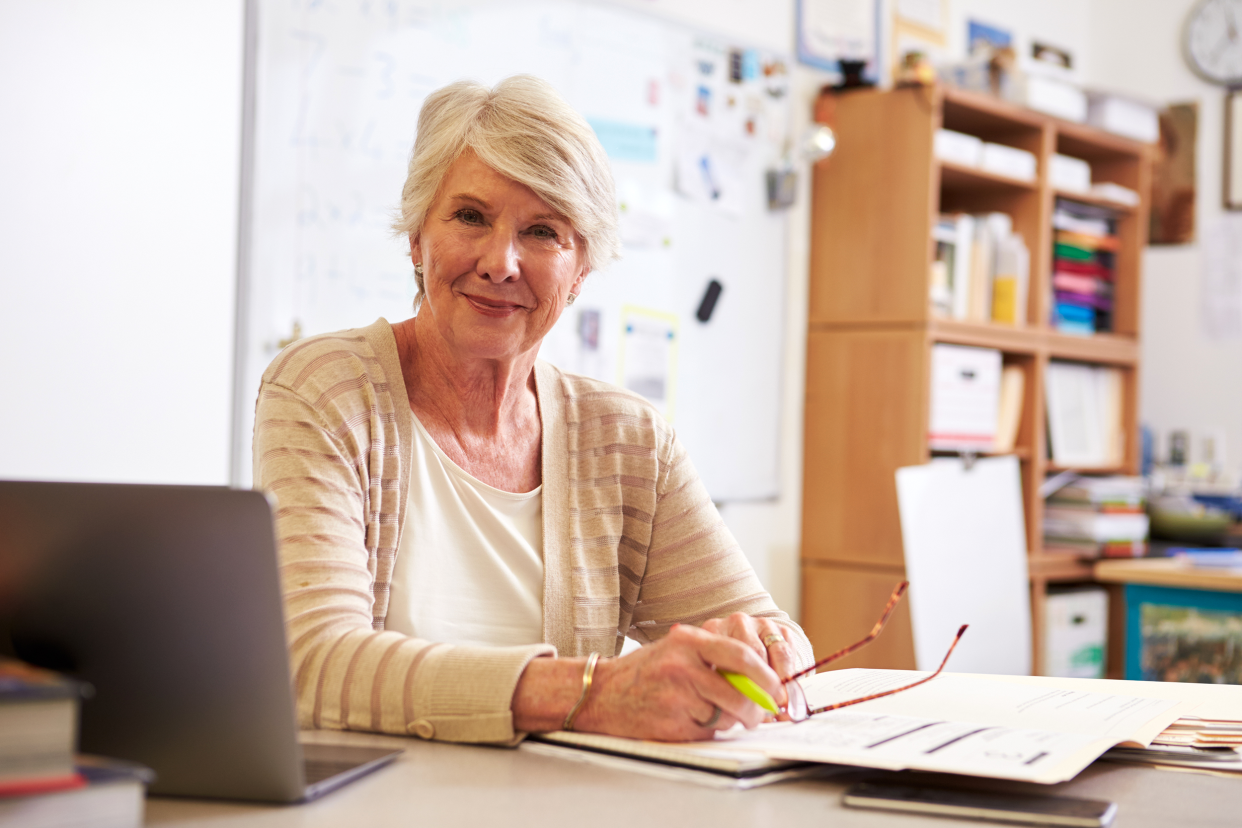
xmin=385 ymin=415 xmax=545 ymax=647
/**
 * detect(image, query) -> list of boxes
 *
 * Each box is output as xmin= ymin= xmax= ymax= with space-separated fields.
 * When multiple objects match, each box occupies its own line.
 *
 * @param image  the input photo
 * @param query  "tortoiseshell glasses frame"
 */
xmin=781 ymin=581 xmax=967 ymax=723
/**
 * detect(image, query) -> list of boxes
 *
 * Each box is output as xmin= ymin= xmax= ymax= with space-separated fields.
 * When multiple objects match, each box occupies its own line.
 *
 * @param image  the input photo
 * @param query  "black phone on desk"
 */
xmin=842 ymin=782 xmax=1116 ymax=827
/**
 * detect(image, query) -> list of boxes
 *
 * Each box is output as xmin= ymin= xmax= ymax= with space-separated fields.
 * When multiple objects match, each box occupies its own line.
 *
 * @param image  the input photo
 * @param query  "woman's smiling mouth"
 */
xmin=462 ymin=292 xmax=527 ymax=317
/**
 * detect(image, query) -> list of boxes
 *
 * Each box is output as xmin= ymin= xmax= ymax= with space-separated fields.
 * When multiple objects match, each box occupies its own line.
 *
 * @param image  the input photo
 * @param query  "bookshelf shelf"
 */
xmin=801 ymin=84 xmax=1152 ymax=678
xmin=1029 ymin=552 xmax=1097 ymax=582
xmin=927 ymin=318 xmax=1040 ymax=353
xmin=1044 ymin=463 xmax=1132 ymax=475
xmin=1044 ymin=331 xmax=1139 ymax=364
xmin=940 ymin=161 xmax=1038 ymax=193
xmin=1052 ymin=189 xmax=1138 ymax=214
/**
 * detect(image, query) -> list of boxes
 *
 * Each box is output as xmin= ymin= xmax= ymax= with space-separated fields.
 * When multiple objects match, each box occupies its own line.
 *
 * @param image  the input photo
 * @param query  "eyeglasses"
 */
xmin=782 ymin=581 xmax=967 ymax=723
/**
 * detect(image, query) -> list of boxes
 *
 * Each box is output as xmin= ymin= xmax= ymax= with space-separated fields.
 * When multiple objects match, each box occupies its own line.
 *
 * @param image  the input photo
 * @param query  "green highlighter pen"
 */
xmin=717 ymin=670 xmax=780 ymax=714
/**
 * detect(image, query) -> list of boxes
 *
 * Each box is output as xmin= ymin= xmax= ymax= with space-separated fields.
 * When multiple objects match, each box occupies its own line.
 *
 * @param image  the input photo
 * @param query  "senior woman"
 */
xmin=253 ymin=75 xmax=813 ymax=746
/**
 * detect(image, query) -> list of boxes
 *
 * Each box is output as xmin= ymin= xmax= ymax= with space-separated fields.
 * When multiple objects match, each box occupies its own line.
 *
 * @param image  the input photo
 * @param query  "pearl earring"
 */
xmin=566 ymin=293 xmax=577 ymax=306
xmin=414 ymin=263 xmax=423 ymax=276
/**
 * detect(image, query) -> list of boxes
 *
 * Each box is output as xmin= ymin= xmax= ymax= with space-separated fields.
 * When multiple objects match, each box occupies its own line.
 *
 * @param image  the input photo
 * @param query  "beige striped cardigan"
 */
xmin=254 ymin=318 xmax=813 ymax=744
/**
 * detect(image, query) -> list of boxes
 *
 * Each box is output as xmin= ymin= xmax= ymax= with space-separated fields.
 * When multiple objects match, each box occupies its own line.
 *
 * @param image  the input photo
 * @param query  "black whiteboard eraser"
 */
xmin=696 ymin=279 xmax=723 ymax=322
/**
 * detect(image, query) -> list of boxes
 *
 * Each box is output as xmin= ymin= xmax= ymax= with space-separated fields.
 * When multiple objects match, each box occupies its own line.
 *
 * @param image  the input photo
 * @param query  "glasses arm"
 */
xmin=804 ymin=623 xmax=968 ymax=717
xmin=785 ymin=581 xmax=909 ymax=683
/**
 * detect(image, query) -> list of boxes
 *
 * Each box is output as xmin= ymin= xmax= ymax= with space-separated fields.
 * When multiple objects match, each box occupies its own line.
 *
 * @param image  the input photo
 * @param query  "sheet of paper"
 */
xmin=897 ymin=0 xmax=944 ymax=33
xmin=798 ymin=670 xmax=1187 ymax=745
xmin=895 ymin=456 xmax=1032 ymax=675
xmin=1201 ymin=214 xmax=1242 ymax=340
xmin=971 ymin=672 xmax=1242 ymax=726
xmin=714 ymin=712 xmax=1103 ymax=782
xmin=700 ymin=669 xmax=1186 ymax=784
xmin=618 ymin=306 xmax=678 ymax=420
xmin=798 ymin=0 xmax=876 ymax=68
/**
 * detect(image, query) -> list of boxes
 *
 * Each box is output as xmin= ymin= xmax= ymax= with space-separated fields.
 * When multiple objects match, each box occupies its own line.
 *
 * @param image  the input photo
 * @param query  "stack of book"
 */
xmin=1043 ymin=475 xmax=1149 ymax=558
xmin=930 ymin=212 xmax=1029 ymax=325
xmin=0 ymin=658 xmax=150 ymax=828
xmin=1051 ymin=199 xmax=1117 ymax=335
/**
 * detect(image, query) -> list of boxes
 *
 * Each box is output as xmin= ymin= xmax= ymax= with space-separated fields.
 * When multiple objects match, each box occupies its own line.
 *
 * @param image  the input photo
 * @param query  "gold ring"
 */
xmin=762 ymin=634 xmax=784 ymax=648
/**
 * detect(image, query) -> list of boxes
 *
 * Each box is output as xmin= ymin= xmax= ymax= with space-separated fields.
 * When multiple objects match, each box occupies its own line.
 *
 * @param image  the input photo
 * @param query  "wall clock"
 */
xmin=1185 ymin=0 xmax=1242 ymax=85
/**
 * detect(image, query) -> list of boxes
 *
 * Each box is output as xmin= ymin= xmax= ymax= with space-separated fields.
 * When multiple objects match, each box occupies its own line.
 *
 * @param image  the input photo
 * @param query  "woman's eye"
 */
xmin=529 ymin=225 xmax=558 ymax=240
xmin=455 ymin=209 xmax=483 ymax=224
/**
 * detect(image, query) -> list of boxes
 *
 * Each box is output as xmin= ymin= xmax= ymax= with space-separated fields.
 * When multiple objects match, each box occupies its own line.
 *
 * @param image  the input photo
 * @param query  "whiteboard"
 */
xmin=236 ymin=0 xmax=793 ymax=500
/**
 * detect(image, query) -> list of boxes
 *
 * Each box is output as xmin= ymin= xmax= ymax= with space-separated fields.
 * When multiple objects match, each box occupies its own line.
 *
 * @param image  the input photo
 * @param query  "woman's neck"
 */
xmin=393 ymin=316 xmax=539 ymax=438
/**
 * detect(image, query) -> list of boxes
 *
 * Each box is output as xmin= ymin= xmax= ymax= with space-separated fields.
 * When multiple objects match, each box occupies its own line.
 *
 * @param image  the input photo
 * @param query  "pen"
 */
xmin=718 ymin=669 xmax=780 ymax=714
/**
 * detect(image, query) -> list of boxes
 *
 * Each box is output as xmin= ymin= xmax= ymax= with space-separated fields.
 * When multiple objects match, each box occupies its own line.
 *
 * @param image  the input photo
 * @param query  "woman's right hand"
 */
xmin=571 ymin=624 xmax=783 ymax=741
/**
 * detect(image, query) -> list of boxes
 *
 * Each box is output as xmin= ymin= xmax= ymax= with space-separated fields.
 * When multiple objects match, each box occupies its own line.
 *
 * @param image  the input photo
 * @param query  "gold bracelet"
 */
xmin=562 ymin=652 xmax=600 ymax=731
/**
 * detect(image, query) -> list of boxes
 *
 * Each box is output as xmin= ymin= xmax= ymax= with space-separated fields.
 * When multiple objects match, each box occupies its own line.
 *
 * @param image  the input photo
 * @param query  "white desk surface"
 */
xmin=145 ymin=730 xmax=1240 ymax=828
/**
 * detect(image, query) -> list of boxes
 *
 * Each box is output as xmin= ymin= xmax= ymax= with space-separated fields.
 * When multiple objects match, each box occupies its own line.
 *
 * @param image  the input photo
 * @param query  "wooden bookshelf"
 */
xmin=801 ymin=84 xmax=1152 ymax=677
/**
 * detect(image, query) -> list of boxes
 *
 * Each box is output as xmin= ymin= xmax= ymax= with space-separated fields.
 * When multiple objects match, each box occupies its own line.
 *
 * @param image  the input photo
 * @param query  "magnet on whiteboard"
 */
xmin=696 ymin=279 xmax=723 ymax=323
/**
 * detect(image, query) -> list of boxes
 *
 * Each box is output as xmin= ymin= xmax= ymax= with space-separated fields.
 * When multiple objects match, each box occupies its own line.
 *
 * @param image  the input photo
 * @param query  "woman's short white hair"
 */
xmin=393 ymin=75 xmax=620 ymax=301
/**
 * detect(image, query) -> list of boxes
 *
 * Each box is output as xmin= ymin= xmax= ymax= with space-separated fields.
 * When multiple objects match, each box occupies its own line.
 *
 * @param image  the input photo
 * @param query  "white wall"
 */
xmin=1088 ymin=0 xmax=1242 ymax=475
xmin=0 ymin=0 xmax=243 ymax=485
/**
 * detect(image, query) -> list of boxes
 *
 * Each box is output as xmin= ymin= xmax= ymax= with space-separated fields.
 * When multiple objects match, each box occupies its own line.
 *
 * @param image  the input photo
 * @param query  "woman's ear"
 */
xmin=570 ymin=267 xmax=591 ymax=297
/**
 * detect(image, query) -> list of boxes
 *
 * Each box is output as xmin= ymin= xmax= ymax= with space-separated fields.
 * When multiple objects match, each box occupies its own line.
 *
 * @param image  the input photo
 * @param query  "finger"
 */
xmin=675 ymin=626 xmax=782 ymax=718
xmin=712 ymin=612 xmax=767 ymax=662
xmin=695 ymin=671 xmax=767 ymax=729
xmin=756 ymin=620 xmax=798 ymax=692
xmin=685 ymin=624 xmax=779 ymax=687
xmin=700 ymin=617 xmax=725 ymax=635
xmin=690 ymin=705 xmax=740 ymax=737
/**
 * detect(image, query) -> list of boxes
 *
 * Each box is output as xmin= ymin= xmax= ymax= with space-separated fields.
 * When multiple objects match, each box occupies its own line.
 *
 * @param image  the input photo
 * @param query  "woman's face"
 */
xmin=412 ymin=150 xmax=589 ymax=365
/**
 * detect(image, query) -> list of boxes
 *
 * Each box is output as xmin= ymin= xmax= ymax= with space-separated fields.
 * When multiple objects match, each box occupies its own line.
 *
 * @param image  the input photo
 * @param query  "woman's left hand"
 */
xmin=701 ymin=613 xmax=799 ymax=691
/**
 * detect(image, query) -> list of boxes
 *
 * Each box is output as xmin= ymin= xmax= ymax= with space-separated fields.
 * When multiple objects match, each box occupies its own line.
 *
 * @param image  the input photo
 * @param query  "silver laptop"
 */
xmin=0 ymin=480 xmax=402 ymax=803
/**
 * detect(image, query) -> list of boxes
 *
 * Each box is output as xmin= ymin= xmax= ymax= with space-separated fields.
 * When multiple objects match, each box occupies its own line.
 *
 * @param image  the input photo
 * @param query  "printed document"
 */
xmin=702 ymin=670 xmax=1192 ymax=784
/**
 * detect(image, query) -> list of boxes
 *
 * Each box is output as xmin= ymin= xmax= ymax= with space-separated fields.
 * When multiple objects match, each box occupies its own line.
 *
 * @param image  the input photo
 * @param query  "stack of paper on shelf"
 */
xmin=979 ymin=142 xmax=1037 ymax=182
xmin=1051 ymin=199 xmax=1118 ymax=335
xmin=1051 ymin=153 xmax=1092 ymax=193
xmin=1044 ymin=361 xmax=1125 ymax=468
xmin=1087 ymin=92 xmax=1159 ymax=143
xmin=1044 ymin=475 xmax=1148 ymax=558
xmin=934 ymin=128 xmax=983 ymax=168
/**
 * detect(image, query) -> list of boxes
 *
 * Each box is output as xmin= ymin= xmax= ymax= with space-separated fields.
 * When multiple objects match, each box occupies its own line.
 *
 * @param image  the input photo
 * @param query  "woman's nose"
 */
xmin=477 ymin=228 xmax=520 ymax=283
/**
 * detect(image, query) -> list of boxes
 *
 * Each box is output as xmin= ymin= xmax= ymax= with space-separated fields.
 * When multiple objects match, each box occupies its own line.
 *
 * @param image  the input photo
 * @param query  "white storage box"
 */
xmin=1088 ymin=94 xmax=1159 ymax=143
xmin=1016 ymin=75 xmax=1087 ymax=123
xmin=1050 ymin=154 xmax=1091 ymax=193
xmin=1044 ymin=587 xmax=1108 ymax=679
xmin=927 ymin=344 xmax=1002 ymax=451
xmin=980 ymin=142 xmax=1037 ymax=182
xmin=934 ymin=129 xmax=984 ymax=168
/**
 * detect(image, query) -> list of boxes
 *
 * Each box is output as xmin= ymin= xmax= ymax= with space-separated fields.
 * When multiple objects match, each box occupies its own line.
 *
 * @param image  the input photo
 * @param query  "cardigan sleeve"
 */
xmin=627 ymin=426 xmax=815 ymax=670
xmin=254 ymin=353 xmax=553 ymax=745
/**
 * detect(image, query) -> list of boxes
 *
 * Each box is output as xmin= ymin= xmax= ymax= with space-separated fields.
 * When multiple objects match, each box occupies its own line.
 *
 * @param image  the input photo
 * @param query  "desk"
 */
xmin=1095 ymin=559 xmax=1242 ymax=682
xmin=145 ymin=730 xmax=1239 ymax=828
